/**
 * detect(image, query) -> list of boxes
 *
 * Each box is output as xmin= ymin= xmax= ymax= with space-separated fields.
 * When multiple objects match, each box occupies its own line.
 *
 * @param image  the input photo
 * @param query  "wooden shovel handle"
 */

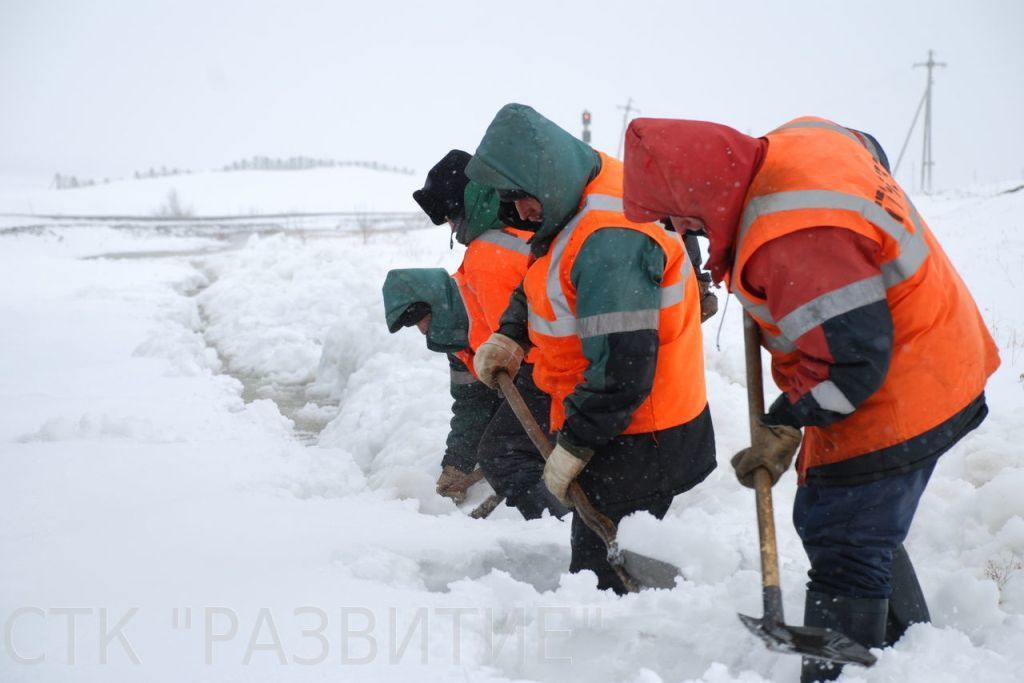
xmin=494 ymin=371 xmax=621 ymax=550
xmin=744 ymin=314 xmax=782 ymax=592
xmin=495 ymin=371 xmax=553 ymax=456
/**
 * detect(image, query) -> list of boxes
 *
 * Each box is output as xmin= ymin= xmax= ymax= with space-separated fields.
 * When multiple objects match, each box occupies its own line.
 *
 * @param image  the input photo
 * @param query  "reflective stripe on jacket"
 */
xmin=524 ymin=153 xmax=708 ymax=433
xmin=731 ymin=116 xmax=1000 ymax=475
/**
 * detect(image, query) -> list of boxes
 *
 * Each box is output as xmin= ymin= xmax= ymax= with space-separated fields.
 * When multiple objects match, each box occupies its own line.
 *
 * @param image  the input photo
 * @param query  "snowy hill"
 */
xmin=0 ymin=182 xmax=1021 ymax=682
xmin=0 ymin=166 xmax=420 ymax=216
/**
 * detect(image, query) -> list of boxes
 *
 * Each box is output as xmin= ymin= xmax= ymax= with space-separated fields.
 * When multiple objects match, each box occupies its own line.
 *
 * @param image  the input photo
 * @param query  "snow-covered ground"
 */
xmin=1 ymin=180 xmax=1022 ymax=682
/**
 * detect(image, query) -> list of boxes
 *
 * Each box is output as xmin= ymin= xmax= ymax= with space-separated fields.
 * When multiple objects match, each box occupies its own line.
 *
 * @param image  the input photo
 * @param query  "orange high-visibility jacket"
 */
xmin=731 ymin=117 xmax=1000 ymax=473
xmin=523 ymin=153 xmax=708 ymax=433
xmin=452 ymin=227 xmax=534 ymax=376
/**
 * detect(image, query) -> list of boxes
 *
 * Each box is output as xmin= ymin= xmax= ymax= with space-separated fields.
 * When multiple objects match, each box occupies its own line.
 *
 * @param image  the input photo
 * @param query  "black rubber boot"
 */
xmin=885 ymin=544 xmax=930 ymax=646
xmin=509 ymin=480 xmax=569 ymax=520
xmin=800 ymin=591 xmax=888 ymax=683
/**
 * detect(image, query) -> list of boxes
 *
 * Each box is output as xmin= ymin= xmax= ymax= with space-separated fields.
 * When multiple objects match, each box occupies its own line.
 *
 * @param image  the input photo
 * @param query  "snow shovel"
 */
xmin=738 ymin=313 xmax=877 ymax=667
xmin=495 ymin=370 xmax=682 ymax=593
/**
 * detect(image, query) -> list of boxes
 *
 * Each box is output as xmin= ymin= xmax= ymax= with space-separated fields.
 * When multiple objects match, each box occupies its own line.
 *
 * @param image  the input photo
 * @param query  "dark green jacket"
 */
xmin=444 ymin=354 xmax=501 ymax=472
xmin=382 ymin=268 xmax=468 ymax=353
xmin=467 ymin=103 xmax=600 ymax=251
xmin=382 ymin=268 xmax=493 ymax=472
xmin=466 ymin=104 xmax=669 ymax=455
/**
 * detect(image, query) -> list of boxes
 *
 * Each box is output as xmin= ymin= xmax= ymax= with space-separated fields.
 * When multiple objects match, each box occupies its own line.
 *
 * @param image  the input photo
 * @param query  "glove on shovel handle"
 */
xmin=440 ymin=468 xmax=485 ymax=497
xmin=494 ymin=371 xmax=638 ymax=592
xmin=744 ymin=315 xmax=782 ymax=594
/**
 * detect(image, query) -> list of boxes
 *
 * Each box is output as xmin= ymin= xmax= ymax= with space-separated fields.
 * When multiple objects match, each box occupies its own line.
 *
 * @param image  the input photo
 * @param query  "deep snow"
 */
xmin=1 ymin=178 xmax=1022 ymax=682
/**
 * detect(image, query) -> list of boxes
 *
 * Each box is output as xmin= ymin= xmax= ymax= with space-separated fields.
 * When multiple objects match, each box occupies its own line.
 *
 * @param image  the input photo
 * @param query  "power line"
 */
xmin=893 ymin=89 xmax=927 ymax=179
xmin=913 ymin=49 xmax=946 ymax=194
xmin=614 ymin=97 xmax=638 ymax=158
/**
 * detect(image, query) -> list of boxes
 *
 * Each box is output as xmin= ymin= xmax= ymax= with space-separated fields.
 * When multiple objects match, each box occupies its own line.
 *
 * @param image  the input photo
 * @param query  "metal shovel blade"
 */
xmin=617 ymin=549 xmax=683 ymax=590
xmin=602 ymin=544 xmax=684 ymax=593
xmin=737 ymin=613 xmax=878 ymax=667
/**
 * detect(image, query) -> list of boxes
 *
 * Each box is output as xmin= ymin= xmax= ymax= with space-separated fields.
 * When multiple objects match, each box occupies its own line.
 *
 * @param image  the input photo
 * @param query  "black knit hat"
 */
xmin=413 ymin=150 xmax=472 ymax=225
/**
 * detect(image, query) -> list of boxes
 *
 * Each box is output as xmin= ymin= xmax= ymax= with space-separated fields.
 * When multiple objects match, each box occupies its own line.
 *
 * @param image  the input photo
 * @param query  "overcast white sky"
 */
xmin=2 ymin=0 xmax=1022 ymax=192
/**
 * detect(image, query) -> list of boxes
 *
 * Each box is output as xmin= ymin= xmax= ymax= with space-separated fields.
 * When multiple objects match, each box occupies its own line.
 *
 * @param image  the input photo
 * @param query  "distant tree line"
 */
xmin=52 ymin=167 xmax=191 ymax=190
xmin=222 ymin=156 xmax=415 ymax=175
xmin=51 ymin=157 xmax=414 ymax=190
xmin=134 ymin=167 xmax=190 ymax=180
xmin=51 ymin=173 xmax=111 ymax=189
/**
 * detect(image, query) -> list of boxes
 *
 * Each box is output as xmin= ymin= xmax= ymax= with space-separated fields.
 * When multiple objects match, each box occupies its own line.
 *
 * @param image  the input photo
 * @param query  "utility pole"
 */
xmin=616 ymin=97 xmax=640 ymax=159
xmin=914 ymin=49 xmax=946 ymax=194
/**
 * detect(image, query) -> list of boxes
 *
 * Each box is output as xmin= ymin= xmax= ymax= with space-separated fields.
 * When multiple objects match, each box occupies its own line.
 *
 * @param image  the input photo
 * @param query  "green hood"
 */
xmin=466 ymin=103 xmax=600 ymax=247
xmin=381 ymin=268 xmax=469 ymax=353
xmin=456 ymin=180 xmax=504 ymax=245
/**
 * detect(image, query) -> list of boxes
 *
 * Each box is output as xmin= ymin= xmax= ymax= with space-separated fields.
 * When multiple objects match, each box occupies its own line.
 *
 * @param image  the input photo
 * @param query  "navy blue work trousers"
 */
xmin=792 ymin=462 xmax=936 ymax=599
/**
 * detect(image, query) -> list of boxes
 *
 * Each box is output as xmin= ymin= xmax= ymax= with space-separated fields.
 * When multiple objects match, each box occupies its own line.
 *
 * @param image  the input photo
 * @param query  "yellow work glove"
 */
xmin=543 ymin=443 xmax=591 ymax=506
xmin=473 ymin=333 xmax=524 ymax=388
xmin=730 ymin=421 xmax=802 ymax=488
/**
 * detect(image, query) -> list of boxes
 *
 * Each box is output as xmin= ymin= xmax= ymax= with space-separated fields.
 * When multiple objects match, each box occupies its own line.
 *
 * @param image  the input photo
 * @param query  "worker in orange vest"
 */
xmin=468 ymin=104 xmax=717 ymax=593
xmin=623 ymin=115 xmax=999 ymax=680
xmin=387 ymin=151 xmax=567 ymax=519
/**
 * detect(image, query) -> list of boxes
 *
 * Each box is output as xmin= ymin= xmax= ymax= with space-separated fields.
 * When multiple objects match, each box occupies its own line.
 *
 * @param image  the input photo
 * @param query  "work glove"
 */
xmin=473 ymin=333 xmax=524 ymax=389
xmin=698 ymin=279 xmax=719 ymax=323
xmin=543 ymin=443 xmax=592 ymax=506
xmin=730 ymin=421 xmax=802 ymax=488
xmin=436 ymin=465 xmax=470 ymax=504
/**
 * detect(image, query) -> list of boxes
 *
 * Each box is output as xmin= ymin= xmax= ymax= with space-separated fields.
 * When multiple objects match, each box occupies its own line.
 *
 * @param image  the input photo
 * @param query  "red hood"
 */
xmin=623 ymin=118 xmax=766 ymax=283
